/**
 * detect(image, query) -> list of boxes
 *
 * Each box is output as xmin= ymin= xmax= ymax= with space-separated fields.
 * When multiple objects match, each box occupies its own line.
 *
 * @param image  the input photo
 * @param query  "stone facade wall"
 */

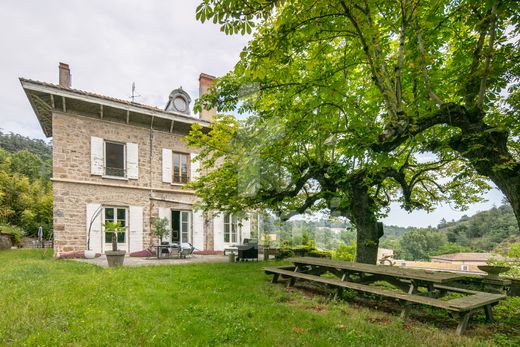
xmin=51 ymin=111 xmax=206 ymax=255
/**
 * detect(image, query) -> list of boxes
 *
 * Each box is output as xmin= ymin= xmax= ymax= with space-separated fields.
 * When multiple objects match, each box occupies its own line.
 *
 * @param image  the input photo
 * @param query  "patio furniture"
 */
xmin=156 ymin=242 xmax=181 ymax=259
xmin=264 ymin=257 xmax=506 ymax=335
xmin=236 ymin=244 xmax=258 ymax=261
xmin=224 ymin=246 xmax=238 ymax=256
xmin=180 ymin=243 xmax=195 ymax=258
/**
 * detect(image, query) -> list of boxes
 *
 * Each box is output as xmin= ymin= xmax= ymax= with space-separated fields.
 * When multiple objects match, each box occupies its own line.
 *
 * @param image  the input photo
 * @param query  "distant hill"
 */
xmin=0 ymin=130 xmax=52 ymax=161
xmin=440 ymin=204 xmax=518 ymax=251
xmin=378 ymin=204 xmax=518 ymax=260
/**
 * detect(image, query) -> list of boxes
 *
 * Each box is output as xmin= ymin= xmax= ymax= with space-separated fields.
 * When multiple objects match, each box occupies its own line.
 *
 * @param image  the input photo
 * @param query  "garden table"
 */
xmin=287 ymin=257 xmax=468 ymax=294
xmin=265 ymin=257 xmax=506 ymax=335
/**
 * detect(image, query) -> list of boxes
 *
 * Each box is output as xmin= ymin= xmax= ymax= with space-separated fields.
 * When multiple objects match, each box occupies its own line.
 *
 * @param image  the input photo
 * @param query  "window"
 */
xmin=104 ymin=207 xmax=127 ymax=244
xmin=105 ymin=141 xmax=126 ymax=177
xmin=173 ymin=152 xmax=190 ymax=183
xmin=224 ymin=213 xmax=238 ymax=243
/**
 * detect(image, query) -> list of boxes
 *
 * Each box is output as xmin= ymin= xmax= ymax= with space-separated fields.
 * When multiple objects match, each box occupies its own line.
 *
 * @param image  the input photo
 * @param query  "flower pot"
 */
xmin=105 ymin=250 xmax=126 ymax=267
xmin=84 ymin=250 xmax=96 ymax=259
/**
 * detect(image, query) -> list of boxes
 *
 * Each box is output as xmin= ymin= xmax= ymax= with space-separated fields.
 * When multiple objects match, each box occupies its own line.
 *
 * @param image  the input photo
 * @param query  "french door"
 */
xmin=103 ymin=207 xmax=128 ymax=251
xmin=172 ymin=210 xmax=190 ymax=243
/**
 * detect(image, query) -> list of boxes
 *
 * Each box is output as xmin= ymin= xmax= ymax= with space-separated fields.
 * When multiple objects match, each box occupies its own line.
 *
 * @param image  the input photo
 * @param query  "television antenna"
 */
xmin=130 ymin=82 xmax=141 ymax=102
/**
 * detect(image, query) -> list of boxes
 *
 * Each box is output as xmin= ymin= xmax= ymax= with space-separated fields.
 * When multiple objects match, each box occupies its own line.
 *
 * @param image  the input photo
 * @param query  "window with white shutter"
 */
xmin=126 ymin=143 xmax=138 ymax=179
xmin=162 ymin=149 xmax=173 ymax=183
xmin=91 ymin=137 xmax=104 ymax=175
xmin=104 ymin=141 xmax=126 ymax=177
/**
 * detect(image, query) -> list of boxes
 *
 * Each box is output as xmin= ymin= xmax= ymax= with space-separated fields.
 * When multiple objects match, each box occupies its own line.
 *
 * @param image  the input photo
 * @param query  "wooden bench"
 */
xmin=264 ymin=266 xmax=505 ymax=335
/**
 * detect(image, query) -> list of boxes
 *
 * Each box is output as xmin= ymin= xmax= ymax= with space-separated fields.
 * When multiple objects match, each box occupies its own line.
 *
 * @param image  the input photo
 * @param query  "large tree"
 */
xmin=187 ymin=110 xmax=485 ymax=263
xmin=195 ymin=0 xmax=520 ymax=230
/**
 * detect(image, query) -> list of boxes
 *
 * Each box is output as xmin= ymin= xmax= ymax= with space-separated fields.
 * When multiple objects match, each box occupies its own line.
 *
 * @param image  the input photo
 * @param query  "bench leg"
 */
xmin=400 ymin=302 xmax=412 ymax=320
xmin=484 ymin=305 xmax=494 ymax=323
xmin=287 ymin=277 xmax=296 ymax=288
xmin=456 ymin=311 xmax=473 ymax=336
xmin=334 ymin=288 xmax=344 ymax=300
xmin=271 ymin=273 xmax=280 ymax=284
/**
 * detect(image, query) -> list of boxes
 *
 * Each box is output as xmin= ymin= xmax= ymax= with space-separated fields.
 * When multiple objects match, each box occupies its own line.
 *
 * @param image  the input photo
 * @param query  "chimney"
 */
xmin=59 ymin=62 xmax=71 ymax=88
xmin=199 ymin=73 xmax=216 ymax=122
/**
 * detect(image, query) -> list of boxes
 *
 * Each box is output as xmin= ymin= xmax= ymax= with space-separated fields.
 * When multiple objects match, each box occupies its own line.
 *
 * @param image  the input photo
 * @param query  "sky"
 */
xmin=0 ymin=0 xmax=505 ymax=228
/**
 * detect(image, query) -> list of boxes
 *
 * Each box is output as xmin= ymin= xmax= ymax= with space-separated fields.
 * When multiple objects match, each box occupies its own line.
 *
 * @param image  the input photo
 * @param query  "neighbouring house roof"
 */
xmin=430 ymin=252 xmax=503 ymax=262
xmin=19 ymin=78 xmax=210 ymax=137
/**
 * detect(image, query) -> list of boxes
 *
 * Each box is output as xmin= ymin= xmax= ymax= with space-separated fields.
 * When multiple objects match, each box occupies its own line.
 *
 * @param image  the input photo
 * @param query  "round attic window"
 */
xmin=173 ymin=96 xmax=187 ymax=112
xmin=165 ymin=87 xmax=192 ymax=115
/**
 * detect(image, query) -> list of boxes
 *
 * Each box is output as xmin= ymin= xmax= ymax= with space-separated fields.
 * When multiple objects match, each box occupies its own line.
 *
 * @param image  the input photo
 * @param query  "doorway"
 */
xmin=172 ymin=210 xmax=190 ymax=243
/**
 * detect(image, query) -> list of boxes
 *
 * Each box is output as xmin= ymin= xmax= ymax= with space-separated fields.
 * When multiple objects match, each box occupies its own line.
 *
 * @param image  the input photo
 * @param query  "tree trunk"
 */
xmin=449 ymin=112 xmax=520 ymax=231
xmin=348 ymin=179 xmax=383 ymax=264
xmin=378 ymin=103 xmax=520 ymax=232
xmin=112 ymin=233 xmax=117 ymax=251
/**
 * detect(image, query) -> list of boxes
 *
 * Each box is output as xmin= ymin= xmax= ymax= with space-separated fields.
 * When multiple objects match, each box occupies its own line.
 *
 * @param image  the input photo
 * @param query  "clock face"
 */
xmin=173 ymin=96 xmax=187 ymax=112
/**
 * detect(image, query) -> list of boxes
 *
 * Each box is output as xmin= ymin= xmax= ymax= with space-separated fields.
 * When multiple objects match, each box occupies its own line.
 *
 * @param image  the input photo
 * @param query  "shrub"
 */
xmin=0 ymin=224 xmax=24 ymax=245
xmin=333 ymin=243 xmax=356 ymax=262
xmin=275 ymin=247 xmax=294 ymax=260
xmin=308 ymin=250 xmax=333 ymax=258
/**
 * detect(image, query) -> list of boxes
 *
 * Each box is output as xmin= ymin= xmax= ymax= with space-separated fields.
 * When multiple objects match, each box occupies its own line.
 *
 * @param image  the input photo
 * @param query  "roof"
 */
xmin=429 ymin=252 xmax=500 ymax=262
xmin=19 ymin=78 xmax=210 ymax=137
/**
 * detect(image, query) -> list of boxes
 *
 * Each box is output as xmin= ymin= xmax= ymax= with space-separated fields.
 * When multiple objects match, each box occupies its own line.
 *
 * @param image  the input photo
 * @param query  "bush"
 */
xmin=275 ymin=247 xmax=294 ymax=260
xmin=308 ymin=250 xmax=333 ymax=259
xmin=0 ymin=224 xmax=24 ymax=245
xmin=333 ymin=243 xmax=356 ymax=262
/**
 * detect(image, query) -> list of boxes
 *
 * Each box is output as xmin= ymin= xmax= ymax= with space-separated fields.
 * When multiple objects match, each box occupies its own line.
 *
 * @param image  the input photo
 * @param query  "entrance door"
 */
xmin=103 ymin=207 xmax=128 ymax=251
xmin=172 ymin=210 xmax=190 ymax=243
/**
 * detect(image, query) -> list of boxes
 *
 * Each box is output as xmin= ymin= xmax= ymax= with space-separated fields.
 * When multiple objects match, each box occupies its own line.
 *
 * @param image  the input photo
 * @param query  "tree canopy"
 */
xmin=194 ymin=0 xmax=520 ymax=231
xmin=188 ymin=0 xmax=519 ymax=263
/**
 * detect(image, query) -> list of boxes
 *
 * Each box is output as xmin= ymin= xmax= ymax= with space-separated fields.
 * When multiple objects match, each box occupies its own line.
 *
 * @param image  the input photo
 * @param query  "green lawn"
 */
xmin=0 ymin=250 xmax=518 ymax=346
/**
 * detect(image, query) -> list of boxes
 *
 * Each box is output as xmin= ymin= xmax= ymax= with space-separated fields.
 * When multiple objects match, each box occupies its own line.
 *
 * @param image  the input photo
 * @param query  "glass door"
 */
xmin=172 ymin=210 xmax=190 ymax=243
xmin=103 ymin=207 xmax=128 ymax=251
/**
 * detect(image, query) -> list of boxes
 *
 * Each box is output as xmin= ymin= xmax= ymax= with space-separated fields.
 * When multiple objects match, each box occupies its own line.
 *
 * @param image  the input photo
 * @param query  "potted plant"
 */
xmin=151 ymin=217 xmax=169 ymax=257
xmin=104 ymin=221 xmax=127 ymax=267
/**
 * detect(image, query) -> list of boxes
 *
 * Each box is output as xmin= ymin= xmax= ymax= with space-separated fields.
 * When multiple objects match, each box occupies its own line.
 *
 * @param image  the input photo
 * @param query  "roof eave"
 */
xmin=19 ymin=79 xmax=211 ymax=137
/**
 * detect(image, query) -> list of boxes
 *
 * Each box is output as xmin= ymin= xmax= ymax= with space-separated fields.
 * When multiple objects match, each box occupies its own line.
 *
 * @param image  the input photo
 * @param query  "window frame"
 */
xmin=104 ymin=140 xmax=127 ymax=179
xmin=172 ymin=151 xmax=190 ymax=184
xmin=224 ymin=213 xmax=238 ymax=244
xmin=102 ymin=206 xmax=128 ymax=244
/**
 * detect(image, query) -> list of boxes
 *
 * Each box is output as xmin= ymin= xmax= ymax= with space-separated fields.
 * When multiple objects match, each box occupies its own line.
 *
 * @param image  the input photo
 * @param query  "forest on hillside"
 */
xmin=0 ymin=130 xmax=52 ymax=239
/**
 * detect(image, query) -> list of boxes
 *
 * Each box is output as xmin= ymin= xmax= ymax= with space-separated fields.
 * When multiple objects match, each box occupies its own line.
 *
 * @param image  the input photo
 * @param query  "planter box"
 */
xmin=105 ymin=250 xmax=126 ymax=267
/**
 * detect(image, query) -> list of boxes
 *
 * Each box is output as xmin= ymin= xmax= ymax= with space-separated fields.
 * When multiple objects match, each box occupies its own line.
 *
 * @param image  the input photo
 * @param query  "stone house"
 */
xmin=20 ymin=63 xmax=256 ymax=255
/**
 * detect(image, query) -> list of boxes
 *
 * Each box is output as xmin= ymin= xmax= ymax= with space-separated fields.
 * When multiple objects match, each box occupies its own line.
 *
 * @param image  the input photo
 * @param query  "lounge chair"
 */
xmin=180 ymin=242 xmax=195 ymax=258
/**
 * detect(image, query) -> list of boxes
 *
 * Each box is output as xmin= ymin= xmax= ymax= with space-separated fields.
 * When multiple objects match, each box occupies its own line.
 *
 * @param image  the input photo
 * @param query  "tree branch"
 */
xmin=477 ymin=0 xmax=499 ymax=107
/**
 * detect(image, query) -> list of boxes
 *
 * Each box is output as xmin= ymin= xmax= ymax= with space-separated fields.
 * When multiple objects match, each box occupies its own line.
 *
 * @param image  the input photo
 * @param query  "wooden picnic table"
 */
xmin=288 ymin=257 xmax=468 ymax=294
xmin=264 ymin=257 xmax=506 ymax=335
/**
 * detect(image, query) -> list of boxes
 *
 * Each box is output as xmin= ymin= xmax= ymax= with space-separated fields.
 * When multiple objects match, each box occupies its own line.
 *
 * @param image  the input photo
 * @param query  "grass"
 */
xmin=0 ymin=249 xmax=518 ymax=346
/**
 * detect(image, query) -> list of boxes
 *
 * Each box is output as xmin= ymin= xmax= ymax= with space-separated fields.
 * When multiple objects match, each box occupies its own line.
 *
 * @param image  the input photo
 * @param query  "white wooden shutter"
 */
xmin=129 ymin=206 xmax=143 ymax=252
xmin=86 ymin=203 xmax=102 ymax=253
xmin=241 ymin=216 xmax=251 ymax=241
xmin=158 ymin=207 xmax=172 ymax=241
xmin=213 ymin=212 xmax=225 ymax=251
xmin=162 ymin=148 xmax=172 ymax=183
xmin=192 ymin=210 xmax=204 ymax=250
xmin=91 ymin=137 xmax=104 ymax=175
xmin=126 ymin=143 xmax=139 ymax=179
xmin=190 ymin=153 xmax=200 ymax=180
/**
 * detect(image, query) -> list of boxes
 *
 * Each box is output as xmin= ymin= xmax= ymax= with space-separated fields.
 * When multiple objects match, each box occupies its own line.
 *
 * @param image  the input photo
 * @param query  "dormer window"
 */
xmin=165 ymin=88 xmax=191 ymax=115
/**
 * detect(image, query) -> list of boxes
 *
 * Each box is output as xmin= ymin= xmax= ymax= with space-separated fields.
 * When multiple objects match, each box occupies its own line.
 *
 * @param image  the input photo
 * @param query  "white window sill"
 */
xmin=102 ymin=175 xmax=128 ymax=181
